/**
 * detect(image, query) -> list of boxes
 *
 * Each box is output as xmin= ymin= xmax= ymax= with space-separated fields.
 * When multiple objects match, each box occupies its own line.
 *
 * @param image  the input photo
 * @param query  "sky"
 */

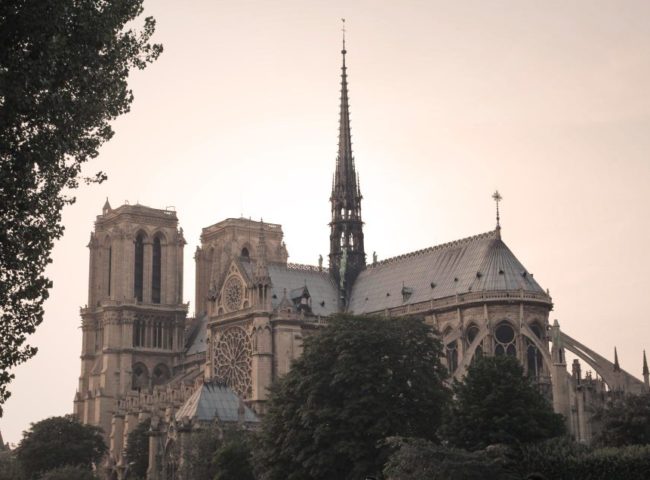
xmin=2 ymin=0 xmax=650 ymax=445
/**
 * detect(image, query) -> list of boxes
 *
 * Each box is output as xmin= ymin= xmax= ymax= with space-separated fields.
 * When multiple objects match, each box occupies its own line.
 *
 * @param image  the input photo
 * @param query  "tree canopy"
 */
xmin=124 ymin=418 xmax=150 ymax=479
xmin=593 ymin=393 xmax=650 ymax=447
xmin=0 ymin=0 xmax=161 ymax=414
xmin=255 ymin=314 xmax=450 ymax=480
xmin=15 ymin=415 xmax=106 ymax=479
xmin=442 ymin=355 xmax=565 ymax=450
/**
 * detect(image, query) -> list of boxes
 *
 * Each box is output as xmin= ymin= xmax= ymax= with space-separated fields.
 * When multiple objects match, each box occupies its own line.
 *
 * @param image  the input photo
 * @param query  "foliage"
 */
xmin=0 ymin=0 xmax=162 ymax=414
xmin=15 ymin=415 xmax=106 ymax=479
xmin=124 ymin=418 xmax=150 ymax=479
xmin=0 ymin=450 xmax=24 ymax=480
xmin=255 ymin=314 xmax=450 ymax=480
xmin=40 ymin=465 xmax=97 ymax=480
xmin=382 ymin=437 xmax=519 ymax=480
xmin=592 ymin=393 xmax=650 ymax=447
xmin=442 ymin=355 xmax=565 ymax=450
xmin=178 ymin=423 xmax=223 ymax=480
xmin=517 ymin=438 xmax=650 ymax=480
xmin=212 ymin=430 xmax=256 ymax=480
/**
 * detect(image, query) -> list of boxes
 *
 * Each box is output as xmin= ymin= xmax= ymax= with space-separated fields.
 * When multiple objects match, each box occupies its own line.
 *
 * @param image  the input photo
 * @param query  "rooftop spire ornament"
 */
xmin=492 ymin=190 xmax=502 ymax=233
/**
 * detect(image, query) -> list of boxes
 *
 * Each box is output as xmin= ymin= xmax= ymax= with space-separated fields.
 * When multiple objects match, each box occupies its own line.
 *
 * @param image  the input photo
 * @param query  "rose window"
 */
xmin=213 ymin=327 xmax=252 ymax=398
xmin=223 ymin=276 xmax=244 ymax=311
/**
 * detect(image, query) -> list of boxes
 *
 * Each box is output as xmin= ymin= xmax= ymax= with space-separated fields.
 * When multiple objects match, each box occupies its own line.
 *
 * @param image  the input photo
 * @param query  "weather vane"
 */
xmin=492 ymin=190 xmax=502 ymax=228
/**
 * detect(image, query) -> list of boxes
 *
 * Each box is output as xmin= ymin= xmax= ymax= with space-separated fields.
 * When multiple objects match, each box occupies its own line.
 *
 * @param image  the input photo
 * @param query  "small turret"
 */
xmin=613 ymin=347 xmax=621 ymax=372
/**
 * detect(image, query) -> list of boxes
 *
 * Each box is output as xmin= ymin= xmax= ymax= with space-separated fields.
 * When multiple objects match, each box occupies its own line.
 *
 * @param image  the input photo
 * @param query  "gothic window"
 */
xmin=132 ymin=363 xmax=149 ymax=391
xmin=107 ymin=246 xmax=112 ymax=296
xmin=494 ymin=322 xmax=517 ymax=357
xmin=153 ymin=321 xmax=163 ymax=348
xmin=133 ymin=320 xmax=146 ymax=347
xmin=152 ymin=236 xmax=162 ymax=304
xmin=465 ymin=324 xmax=483 ymax=361
xmin=213 ymin=327 xmax=252 ymax=398
xmin=241 ymin=247 xmax=249 ymax=258
xmin=526 ymin=339 xmax=544 ymax=377
xmin=530 ymin=322 xmax=543 ymax=339
xmin=446 ymin=340 xmax=458 ymax=374
xmin=152 ymin=363 xmax=170 ymax=386
xmin=134 ymin=233 xmax=145 ymax=302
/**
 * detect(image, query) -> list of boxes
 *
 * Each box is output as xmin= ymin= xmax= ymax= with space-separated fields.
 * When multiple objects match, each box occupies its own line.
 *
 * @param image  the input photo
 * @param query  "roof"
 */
xmin=348 ymin=229 xmax=546 ymax=313
xmin=185 ymin=314 xmax=208 ymax=355
xmin=239 ymin=260 xmax=339 ymax=316
xmin=175 ymin=383 xmax=259 ymax=423
xmin=267 ymin=264 xmax=339 ymax=316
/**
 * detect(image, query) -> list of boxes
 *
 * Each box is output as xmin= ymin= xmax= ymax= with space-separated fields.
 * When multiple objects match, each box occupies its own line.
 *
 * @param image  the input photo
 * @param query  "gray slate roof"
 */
xmin=348 ymin=229 xmax=545 ymax=313
xmin=185 ymin=314 xmax=208 ymax=355
xmin=267 ymin=264 xmax=339 ymax=316
xmin=175 ymin=383 xmax=259 ymax=423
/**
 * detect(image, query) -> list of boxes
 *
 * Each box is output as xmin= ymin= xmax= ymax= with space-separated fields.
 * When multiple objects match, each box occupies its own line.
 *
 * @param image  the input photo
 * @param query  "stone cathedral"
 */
xmin=74 ymin=39 xmax=649 ymax=479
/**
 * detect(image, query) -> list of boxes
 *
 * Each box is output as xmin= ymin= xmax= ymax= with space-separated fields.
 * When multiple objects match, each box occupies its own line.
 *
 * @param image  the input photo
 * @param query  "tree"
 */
xmin=0 ymin=449 xmax=24 ymax=480
xmin=382 ymin=437 xmax=518 ymax=480
xmin=124 ymin=418 xmax=150 ymax=479
xmin=15 ymin=415 xmax=106 ymax=479
xmin=255 ymin=315 xmax=450 ymax=480
xmin=213 ymin=431 xmax=256 ymax=480
xmin=0 ymin=0 xmax=162 ymax=414
xmin=40 ymin=465 xmax=97 ymax=480
xmin=442 ymin=355 xmax=565 ymax=450
xmin=178 ymin=423 xmax=223 ymax=480
xmin=593 ymin=393 xmax=650 ymax=447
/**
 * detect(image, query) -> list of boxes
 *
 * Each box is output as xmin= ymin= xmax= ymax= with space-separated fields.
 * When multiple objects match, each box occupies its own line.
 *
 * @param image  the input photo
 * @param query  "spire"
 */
xmin=329 ymin=19 xmax=365 ymax=309
xmin=254 ymin=219 xmax=271 ymax=308
xmin=613 ymin=347 xmax=621 ymax=372
xmin=492 ymin=190 xmax=502 ymax=237
xmin=102 ymin=197 xmax=111 ymax=215
xmin=643 ymin=350 xmax=649 ymax=387
xmin=334 ymin=18 xmax=357 ymax=201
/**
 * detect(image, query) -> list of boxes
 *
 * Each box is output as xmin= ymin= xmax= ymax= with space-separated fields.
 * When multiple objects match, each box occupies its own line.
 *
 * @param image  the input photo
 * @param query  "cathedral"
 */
xmin=73 ymin=37 xmax=649 ymax=479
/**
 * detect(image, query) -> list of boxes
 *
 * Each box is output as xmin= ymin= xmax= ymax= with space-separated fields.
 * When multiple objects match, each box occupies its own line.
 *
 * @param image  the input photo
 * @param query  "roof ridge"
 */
xmin=368 ymin=229 xmax=498 ymax=269
xmin=285 ymin=262 xmax=330 ymax=273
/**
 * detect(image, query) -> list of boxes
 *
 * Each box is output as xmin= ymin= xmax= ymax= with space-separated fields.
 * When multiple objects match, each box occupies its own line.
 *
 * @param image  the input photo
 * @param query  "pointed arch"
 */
xmin=134 ymin=231 xmax=147 ymax=302
xmin=152 ymin=233 xmax=163 ymax=304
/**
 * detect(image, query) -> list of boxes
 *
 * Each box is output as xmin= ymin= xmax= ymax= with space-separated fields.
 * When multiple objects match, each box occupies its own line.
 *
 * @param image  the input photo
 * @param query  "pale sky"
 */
xmin=2 ymin=0 xmax=650 ymax=445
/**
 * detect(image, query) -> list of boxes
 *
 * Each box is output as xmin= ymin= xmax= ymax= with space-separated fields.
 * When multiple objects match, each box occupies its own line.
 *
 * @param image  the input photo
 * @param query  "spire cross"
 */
xmin=492 ymin=190 xmax=502 ymax=228
xmin=341 ymin=18 xmax=346 ymax=52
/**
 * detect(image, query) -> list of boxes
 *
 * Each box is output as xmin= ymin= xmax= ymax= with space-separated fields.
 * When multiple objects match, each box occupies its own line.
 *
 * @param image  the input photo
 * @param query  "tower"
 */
xmin=329 ymin=26 xmax=365 ymax=307
xmin=74 ymin=202 xmax=187 ymax=439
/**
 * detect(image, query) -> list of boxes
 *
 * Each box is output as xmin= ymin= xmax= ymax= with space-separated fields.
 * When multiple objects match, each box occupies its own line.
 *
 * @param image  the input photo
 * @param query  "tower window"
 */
xmin=107 ymin=246 xmax=112 ymax=296
xmin=241 ymin=247 xmax=249 ymax=258
xmin=152 ymin=236 xmax=161 ymax=304
xmin=134 ymin=234 xmax=144 ymax=302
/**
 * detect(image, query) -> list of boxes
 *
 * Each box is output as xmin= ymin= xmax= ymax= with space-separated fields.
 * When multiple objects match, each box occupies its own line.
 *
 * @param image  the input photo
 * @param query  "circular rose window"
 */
xmin=213 ymin=327 xmax=252 ymax=398
xmin=223 ymin=276 xmax=243 ymax=311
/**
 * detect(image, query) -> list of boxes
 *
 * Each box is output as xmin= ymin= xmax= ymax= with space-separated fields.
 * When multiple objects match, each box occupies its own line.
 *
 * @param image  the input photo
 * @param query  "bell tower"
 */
xmin=74 ymin=202 xmax=187 ymax=438
xmin=329 ymin=23 xmax=366 ymax=308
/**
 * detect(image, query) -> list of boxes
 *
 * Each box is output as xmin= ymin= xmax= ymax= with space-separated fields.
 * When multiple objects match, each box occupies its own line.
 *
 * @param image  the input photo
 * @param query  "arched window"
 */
xmin=526 ymin=339 xmax=544 ymax=377
xmin=446 ymin=340 xmax=458 ymax=374
xmin=133 ymin=319 xmax=146 ymax=347
xmin=465 ymin=324 xmax=483 ymax=362
xmin=241 ymin=247 xmax=249 ymax=258
xmin=152 ymin=236 xmax=162 ymax=304
xmin=132 ymin=363 xmax=149 ymax=391
xmin=107 ymin=246 xmax=112 ymax=296
xmin=134 ymin=233 xmax=145 ymax=302
xmin=152 ymin=363 xmax=170 ymax=386
xmin=494 ymin=322 xmax=517 ymax=357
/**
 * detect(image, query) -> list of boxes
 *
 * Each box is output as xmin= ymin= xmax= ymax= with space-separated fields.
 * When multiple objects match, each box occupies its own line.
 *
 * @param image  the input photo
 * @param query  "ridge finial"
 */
xmin=341 ymin=18 xmax=346 ymax=54
xmin=492 ymin=190 xmax=502 ymax=232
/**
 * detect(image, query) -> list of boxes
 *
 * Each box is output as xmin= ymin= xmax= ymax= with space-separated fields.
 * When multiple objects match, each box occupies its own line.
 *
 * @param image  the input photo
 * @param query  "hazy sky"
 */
xmin=2 ymin=0 xmax=650 ymax=445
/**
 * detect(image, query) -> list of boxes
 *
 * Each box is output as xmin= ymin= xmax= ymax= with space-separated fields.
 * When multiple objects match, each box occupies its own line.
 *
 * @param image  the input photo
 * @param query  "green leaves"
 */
xmin=255 ymin=315 xmax=450 ymax=480
xmin=442 ymin=355 xmax=565 ymax=450
xmin=0 ymin=0 xmax=161 ymax=415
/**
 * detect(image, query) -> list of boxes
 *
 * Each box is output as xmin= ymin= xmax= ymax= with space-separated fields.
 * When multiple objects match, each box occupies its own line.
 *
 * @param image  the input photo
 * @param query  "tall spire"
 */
xmin=643 ymin=350 xmax=649 ymax=387
xmin=329 ymin=19 xmax=365 ymax=309
xmin=492 ymin=190 xmax=502 ymax=237
xmin=613 ymin=347 xmax=621 ymax=372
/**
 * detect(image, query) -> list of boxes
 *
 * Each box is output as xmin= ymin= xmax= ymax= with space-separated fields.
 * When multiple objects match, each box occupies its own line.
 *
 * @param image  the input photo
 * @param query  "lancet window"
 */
xmin=134 ymin=233 xmax=145 ymax=301
xmin=152 ymin=236 xmax=162 ymax=304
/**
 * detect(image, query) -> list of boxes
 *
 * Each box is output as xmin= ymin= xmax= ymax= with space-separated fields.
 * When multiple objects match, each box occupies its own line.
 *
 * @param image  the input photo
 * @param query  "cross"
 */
xmin=492 ymin=190 xmax=502 ymax=228
xmin=341 ymin=18 xmax=347 ymax=51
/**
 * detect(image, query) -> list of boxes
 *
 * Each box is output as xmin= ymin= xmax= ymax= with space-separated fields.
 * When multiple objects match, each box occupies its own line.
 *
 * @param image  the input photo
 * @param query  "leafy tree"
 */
xmin=593 ymin=393 xmax=650 ymax=447
xmin=213 ymin=430 xmax=256 ymax=480
xmin=0 ymin=0 xmax=162 ymax=414
xmin=255 ymin=315 xmax=450 ymax=480
xmin=383 ymin=437 xmax=518 ymax=480
xmin=0 ymin=450 xmax=24 ymax=480
xmin=40 ymin=465 xmax=97 ymax=480
xmin=124 ymin=418 xmax=150 ymax=479
xmin=15 ymin=415 xmax=106 ymax=479
xmin=178 ymin=423 xmax=223 ymax=480
xmin=442 ymin=355 xmax=565 ymax=451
